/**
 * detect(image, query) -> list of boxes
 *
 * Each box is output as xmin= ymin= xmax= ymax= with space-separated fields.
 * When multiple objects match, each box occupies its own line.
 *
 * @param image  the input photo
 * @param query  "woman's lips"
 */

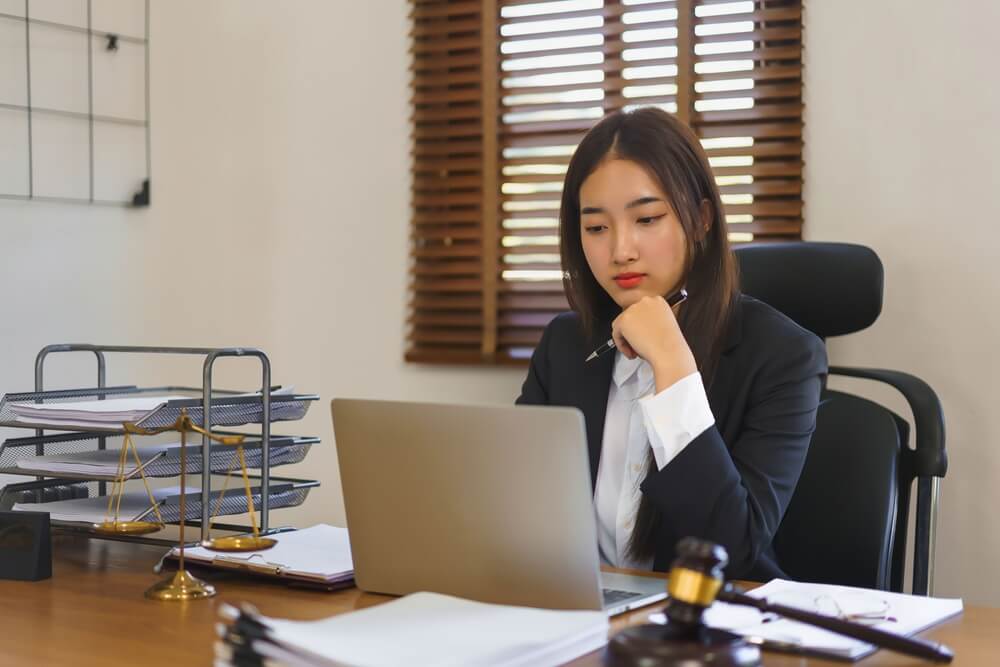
xmin=614 ymin=273 xmax=645 ymax=288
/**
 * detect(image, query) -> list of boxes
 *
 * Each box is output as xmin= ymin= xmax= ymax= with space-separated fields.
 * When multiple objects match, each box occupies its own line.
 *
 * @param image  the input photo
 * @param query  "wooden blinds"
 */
xmin=407 ymin=0 xmax=804 ymax=365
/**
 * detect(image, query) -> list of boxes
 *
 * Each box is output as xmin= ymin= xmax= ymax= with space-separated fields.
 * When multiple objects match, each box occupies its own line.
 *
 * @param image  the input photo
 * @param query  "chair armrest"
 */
xmin=828 ymin=366 xmax=947 ymax=477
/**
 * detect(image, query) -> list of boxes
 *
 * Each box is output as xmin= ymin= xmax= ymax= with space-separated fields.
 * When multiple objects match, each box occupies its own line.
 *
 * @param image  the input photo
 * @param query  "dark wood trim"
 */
xmin=480 ymin=0 xmax=499 ymax=358
xmin=676 ymin=0 xmax=695 ymax=125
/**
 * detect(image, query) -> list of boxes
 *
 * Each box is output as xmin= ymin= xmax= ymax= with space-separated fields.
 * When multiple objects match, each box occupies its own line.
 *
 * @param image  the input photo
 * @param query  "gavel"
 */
xmin=608 ymin=538 xmax=954 ymax=666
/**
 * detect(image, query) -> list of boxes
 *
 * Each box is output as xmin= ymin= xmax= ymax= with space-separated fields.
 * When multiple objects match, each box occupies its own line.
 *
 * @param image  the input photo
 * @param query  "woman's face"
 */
xmin=578 ymin=158 xmax=688 ymax=310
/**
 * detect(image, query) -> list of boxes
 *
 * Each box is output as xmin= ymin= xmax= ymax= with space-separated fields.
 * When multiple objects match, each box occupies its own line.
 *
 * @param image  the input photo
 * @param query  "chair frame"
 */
xmin=829 ymin=365 xmax=946 ymax=595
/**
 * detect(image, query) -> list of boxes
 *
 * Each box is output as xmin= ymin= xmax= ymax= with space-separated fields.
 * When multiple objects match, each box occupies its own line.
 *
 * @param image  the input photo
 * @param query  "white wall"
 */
xmin=804 ymin=0 xmax=1000 ymax=604
xmin=2 ymin=0 xmax=997 ymax=606
xmin=0 ymin=1 xmax=525 ymax=529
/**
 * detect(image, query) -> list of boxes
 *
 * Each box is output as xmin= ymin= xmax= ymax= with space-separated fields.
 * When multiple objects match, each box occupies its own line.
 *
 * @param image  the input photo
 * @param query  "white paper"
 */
xmin=3 ymin=387 xmax=298 ymax=429
xmin=13 ymin=442 xmax=186 ymax=476
xmin=179 ymin=524 xmax=354 ymax=583
xmin=7 ymin=395 xmax=190 ymax=428
xmin=245 ymin=592 xmax=609 ymax=667
xmin=11 ymin=485 xmax=183 ymax=523
xmin=651 ymin=579 xmax=963 ymax=659
xmin=0 ymin=473 xmax=24 ymax=488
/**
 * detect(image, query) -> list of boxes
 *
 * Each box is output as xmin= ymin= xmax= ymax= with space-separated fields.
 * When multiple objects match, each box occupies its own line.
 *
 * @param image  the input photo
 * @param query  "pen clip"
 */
xmin=215 ymin=553 xmax=288 ymax=576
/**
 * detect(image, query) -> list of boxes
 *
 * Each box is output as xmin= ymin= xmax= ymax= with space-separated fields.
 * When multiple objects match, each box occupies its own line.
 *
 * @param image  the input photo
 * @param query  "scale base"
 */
xmin=145 ymin=569 xmax=216 ymax=601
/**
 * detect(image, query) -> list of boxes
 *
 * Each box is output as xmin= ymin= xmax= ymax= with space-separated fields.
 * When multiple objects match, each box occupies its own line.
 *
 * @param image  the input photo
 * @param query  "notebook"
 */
xmin=650 ymin=579 xmax=963 ymax=660
xmin=216 ymin=591 xmax=609 ymax=667
xmin=172 ymin=524 xmax=354 ymax=588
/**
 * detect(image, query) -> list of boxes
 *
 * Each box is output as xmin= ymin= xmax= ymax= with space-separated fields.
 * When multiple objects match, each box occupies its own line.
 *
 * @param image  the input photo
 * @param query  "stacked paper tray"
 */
xmin=8 ymin=477 xmax=318 ymax=526
xmin=0 ymin=385 xmax=318 ymax=433
xmin=0 ymin=432 xmax=320 ymax=482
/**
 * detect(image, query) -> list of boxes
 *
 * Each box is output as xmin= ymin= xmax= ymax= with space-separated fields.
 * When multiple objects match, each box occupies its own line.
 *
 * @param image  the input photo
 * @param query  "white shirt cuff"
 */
xmin=638 ymin=371 xmax=716 ymax=471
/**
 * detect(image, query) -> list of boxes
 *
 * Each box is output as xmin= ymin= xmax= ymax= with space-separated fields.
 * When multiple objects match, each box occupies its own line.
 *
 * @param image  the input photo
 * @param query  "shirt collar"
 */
xmin=612 ymin=351 xmax=654 ymax=394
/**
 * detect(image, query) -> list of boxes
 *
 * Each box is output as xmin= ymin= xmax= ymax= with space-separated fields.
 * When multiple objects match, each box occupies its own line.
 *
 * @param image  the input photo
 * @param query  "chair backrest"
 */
xmin=771 ymin=390 xmax=903 ymax=590
xmin=734 ymin=241 xmax=946 ymax=594
xmin=736 ymin=241 xmax=883 ymax=339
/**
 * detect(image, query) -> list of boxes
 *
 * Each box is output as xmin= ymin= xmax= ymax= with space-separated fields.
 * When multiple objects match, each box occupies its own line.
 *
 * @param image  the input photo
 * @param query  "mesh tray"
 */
xmin=0 ymin=431 xmax=119 ymax=468
xmin=150 ymin=483 xmax=314 ymax=524
xmin=0 ymin=478 xmax=317 ymax=524
xmin=0 ymin=479 xmax=91 ymax=511
xmin=0 ymin=432 xmax=319 ymax=481
xmin=0 ymin=385 xmax=318 ymax=433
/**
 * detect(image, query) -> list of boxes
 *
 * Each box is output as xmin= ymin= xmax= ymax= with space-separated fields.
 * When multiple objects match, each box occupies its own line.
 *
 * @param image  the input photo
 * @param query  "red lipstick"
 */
xmin=614 ymin=272 xmax=645 ymax=289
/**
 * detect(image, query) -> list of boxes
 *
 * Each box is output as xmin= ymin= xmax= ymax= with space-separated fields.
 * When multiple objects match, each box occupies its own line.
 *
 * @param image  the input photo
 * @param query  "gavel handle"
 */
xmin=716 ymin=587 xmax=954 ymax=663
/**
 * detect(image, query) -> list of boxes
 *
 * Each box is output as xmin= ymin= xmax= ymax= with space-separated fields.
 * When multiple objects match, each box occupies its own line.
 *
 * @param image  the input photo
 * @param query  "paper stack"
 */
xmin=11 ymin=484 xmax=180 ymax=523
xmin=13 ymin=443 xmax=185 ymax=477
xmin=4 ymin=387 xmax=296 ymax=429
xmin=10 ymin=483 xmax=292 ymax=524
xmin=215 ymin=591 xmax=609 ymax=667
xmin=7 ymin=395 xmax=190 ymax=429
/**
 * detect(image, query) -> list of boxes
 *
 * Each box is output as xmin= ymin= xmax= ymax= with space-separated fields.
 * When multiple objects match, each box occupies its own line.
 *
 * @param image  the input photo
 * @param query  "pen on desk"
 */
xmin=585 ymin=288 xmax=688 ymax=362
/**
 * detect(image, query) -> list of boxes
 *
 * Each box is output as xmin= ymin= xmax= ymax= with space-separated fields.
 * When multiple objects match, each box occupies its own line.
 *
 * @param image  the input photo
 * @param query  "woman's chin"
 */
xmin=611 ymin=290 xmax=648 ymax=309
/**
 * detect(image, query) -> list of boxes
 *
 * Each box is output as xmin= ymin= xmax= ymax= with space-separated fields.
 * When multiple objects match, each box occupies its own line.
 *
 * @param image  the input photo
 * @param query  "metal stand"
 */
xmin=0 ymin=344 xmax=319 ymax=545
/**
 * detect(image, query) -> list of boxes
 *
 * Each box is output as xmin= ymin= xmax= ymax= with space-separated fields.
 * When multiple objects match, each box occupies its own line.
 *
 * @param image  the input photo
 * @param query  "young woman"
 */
xmin=516 ymin=108 xmax=827 ymax=580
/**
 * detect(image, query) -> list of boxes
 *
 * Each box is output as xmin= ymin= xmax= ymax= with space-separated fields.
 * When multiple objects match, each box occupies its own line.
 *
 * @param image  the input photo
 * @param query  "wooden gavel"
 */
xmin=608 ymin=537 xmax=954 ymax=666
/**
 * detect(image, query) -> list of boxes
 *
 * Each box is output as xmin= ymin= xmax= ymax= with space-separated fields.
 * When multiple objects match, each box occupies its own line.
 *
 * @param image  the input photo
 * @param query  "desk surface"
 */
xmin=1 ymin=534 xmax=996 ymax=666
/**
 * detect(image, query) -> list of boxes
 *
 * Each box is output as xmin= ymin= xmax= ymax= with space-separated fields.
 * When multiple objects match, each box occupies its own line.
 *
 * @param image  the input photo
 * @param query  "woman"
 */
xmin=516 ymin=108 xmax=827 ymax=580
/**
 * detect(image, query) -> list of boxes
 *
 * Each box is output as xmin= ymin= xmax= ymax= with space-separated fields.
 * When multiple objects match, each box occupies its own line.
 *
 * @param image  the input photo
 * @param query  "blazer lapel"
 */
xmin=579 ymin=340 xmax=614 ymax=490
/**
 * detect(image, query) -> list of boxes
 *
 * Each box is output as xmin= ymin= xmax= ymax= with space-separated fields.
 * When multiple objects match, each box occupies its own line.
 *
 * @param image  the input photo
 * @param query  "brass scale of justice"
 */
xmin=93 ymin=408 xmax=276 ymax=601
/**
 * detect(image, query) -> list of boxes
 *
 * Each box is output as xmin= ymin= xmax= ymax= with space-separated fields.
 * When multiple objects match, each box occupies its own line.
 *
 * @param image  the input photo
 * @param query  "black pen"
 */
xmin=585 ymin=288 xmax=688 ymax=362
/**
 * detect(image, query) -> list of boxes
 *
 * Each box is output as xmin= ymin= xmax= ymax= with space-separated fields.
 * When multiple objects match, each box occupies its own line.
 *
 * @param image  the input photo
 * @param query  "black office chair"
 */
xmin=734 ymin=242 xmax=947 ymax=595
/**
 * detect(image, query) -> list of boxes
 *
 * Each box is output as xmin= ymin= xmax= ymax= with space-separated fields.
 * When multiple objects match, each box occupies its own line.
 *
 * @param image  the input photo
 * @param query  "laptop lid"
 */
xmin=331 ymin=398 xmax=605 ymax=611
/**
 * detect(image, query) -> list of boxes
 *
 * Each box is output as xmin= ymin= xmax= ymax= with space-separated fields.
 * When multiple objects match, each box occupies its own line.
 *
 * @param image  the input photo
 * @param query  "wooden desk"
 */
xmin=1 ymin=534 xmax=995 ymax=666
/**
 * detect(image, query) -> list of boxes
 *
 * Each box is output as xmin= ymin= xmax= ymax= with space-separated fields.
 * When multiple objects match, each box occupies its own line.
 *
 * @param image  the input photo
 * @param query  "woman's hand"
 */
xmin=611 ymin=295 xmax=697 ymax=392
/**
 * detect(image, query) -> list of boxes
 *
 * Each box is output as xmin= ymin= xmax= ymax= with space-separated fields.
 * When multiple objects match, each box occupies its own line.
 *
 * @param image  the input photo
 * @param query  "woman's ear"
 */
xmin=693 ymin=199 xmax=712 ymax=244
xmin=700 ymin=199 xmax=712 ymax=235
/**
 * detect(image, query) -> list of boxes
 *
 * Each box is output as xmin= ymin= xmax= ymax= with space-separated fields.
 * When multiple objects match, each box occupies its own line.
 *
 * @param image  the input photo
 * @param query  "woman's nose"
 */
xmin=612 ymin=224 xmax=638 ymax=265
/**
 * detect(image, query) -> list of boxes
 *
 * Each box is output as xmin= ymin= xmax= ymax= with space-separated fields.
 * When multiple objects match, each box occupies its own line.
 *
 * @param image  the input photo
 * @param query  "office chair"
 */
xmin=734 ymin=241 xmax=947 ymax=595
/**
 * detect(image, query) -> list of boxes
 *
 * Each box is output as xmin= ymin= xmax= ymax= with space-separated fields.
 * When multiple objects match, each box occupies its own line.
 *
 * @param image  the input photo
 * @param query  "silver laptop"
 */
xmin=331 ymin=398 xmax=667 ymax=615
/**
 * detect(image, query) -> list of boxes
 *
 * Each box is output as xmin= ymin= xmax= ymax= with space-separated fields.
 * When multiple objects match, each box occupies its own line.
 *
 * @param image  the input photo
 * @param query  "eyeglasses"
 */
xmin=762 ymin=590 xmax=897 ymax=626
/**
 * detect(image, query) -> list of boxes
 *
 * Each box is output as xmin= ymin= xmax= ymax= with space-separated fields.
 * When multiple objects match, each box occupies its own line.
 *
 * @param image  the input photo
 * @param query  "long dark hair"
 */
xmin=558 ymin=107 xmax=740 ymax=562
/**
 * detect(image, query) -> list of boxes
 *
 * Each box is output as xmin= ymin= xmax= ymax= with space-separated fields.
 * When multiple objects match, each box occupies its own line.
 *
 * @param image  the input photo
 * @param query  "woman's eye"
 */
xmin=584 ymin=225 xmax=606 ymax=234
xmin=637 ymin=215 xmax=664 ymax=225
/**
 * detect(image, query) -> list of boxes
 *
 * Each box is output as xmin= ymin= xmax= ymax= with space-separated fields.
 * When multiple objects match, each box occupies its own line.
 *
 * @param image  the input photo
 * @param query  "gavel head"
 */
xmin=663 ymin=537 xmax=728 ymax=628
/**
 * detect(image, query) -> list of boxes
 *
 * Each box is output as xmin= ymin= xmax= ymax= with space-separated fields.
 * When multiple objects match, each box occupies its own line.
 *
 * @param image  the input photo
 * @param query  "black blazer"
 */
xmin=516 ymin=294 xmax=828 ymax=580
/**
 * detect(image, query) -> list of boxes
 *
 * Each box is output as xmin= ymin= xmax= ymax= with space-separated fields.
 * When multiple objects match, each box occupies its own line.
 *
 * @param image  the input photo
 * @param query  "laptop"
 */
xmin=331 ymin=398 xmax=667 ymax=615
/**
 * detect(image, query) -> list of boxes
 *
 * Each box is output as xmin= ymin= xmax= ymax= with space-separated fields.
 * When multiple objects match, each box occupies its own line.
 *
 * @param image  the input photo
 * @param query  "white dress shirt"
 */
xmin=593 ymin=351 xmax=716 ymax=569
